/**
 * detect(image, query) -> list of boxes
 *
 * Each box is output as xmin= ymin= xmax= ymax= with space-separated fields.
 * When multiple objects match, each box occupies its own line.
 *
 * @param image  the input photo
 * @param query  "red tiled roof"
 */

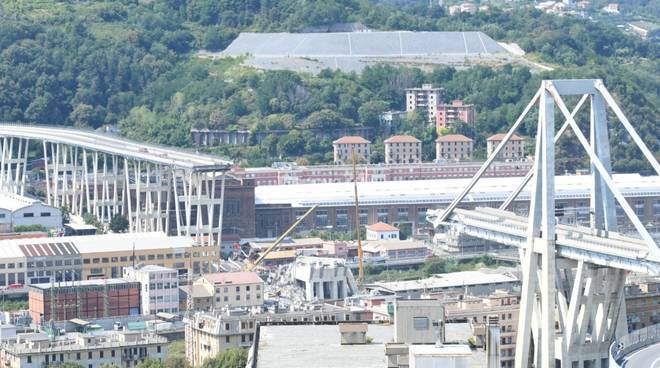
xmin=384 ymin=135 xmax=421 ymax=144
xmin=366 ymin=222 xmax=399 ymax=232
xmin=436 ymin=134 xmax=473 ymax=142
xmin=333 ymin=136 xmax=370 ymax=144
xmin=487 ymin=133 xmax=524 ymax=141
xmin=203 ymin=272 xmax=263 ymax=285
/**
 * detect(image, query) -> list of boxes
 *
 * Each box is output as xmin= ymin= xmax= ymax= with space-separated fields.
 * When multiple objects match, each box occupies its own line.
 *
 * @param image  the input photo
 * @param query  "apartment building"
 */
xmin=625 ymin=276 xmax=660 ymax=330
xmin=487 ymin=133 xmax=526 ymax=160
xmin=190 ymin=272 xmax=264 ymax=310
xmin=435 ymin=100 xmax=476 ymax=131
xmin=123 ymin=265 xmax=179 ymax=315
xmin=0 ymin=330 xmax=167 ymax=368
xmin=362 ymin=240 xmax=429 ymax=261
xmin=332 ymin=136 xmax=371 ymax=164
xmin=444 ymin=290 xmax=521 ymax=368
xmin=435 ymin=134 xmax=473 ymax=161
xmin=384 ymin=135 xmax=422 ymax=164
xmin=185 ymin=310 xmax=256 ymax=367
xmin=405 ymin=84 xmax=443 ymax=123
xmin=28 ymin=279 xmax=141 ymax=325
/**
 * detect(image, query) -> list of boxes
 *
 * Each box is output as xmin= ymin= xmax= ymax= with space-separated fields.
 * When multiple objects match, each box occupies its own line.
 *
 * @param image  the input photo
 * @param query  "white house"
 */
xmin=0 ymin=192 xmax=62 ymax=233
xmin=365 ymin=222 xmax=400 ymax=241
xmin=123 ymin=264 xmax=179 ymax=315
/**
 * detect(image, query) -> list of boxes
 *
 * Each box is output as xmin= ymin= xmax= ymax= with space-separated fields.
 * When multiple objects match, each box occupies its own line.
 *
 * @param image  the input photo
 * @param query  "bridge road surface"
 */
xmin=621 ymin=343 xmax=660 ymax=367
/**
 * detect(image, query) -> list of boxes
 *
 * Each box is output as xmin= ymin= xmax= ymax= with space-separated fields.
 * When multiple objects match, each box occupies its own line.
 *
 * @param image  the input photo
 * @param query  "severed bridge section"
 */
xmin=0 ymin=124 xmax=231 ymax=246
xmin=427 ymin=79 xmax=660 ymax=368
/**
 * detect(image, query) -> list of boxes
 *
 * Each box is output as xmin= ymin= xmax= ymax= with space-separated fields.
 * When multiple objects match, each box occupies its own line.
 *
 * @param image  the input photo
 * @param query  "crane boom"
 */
xmin=245 ymin=204 xmax=319 ymax=271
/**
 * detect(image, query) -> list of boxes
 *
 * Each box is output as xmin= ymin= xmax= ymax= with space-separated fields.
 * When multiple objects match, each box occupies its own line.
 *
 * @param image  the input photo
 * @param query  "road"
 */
xmin=621 ymin=342 xmax=660 ymax=368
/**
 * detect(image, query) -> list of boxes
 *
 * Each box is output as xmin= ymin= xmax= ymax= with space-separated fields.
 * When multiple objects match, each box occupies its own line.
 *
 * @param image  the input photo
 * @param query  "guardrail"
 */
xmin=609 ymin=324 xmax=660 ymax=367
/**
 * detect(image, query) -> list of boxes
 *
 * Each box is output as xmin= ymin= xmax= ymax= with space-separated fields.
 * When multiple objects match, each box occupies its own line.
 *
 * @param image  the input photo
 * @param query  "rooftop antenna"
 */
xmin=352 ymin=148 xmax=364 ymax=283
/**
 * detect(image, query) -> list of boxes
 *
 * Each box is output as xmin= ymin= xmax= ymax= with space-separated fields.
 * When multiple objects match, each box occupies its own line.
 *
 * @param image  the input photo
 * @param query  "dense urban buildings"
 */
xmin=0 ymin=330 xmax=167 ymax=368
xmin=445 ymin=290 xmax=521 ymax=367
xmin=28 ymin=279 xmax=141 ymax=324
xmin=487 ymin=133 xmax=526 ymax=160
xmin=332 ymin=136 xmax=371 ymax=164
xmin=384 ymin=135 xmax=422 ymax=164
xmin=0 ymin=193 xmax=62 ymax=233
xmin=123 ymin=265 xmax=180 ymax=315
xmin=435 ymin=134 xmax=474 ymax=161
xmin=435 ymin=100 xmax=476 ymax=130
xmin=405 ymin=84 xmax=443 ymax=123
xmin=624 ymin=276 xmax=660 ymax=330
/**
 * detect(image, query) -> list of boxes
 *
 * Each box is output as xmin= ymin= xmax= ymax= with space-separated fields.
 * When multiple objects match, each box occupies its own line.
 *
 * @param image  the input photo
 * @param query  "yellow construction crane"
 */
xmin=244 ymin=204 xmax=319 ymax=272
xmin=352 ymin=149 xmax=364 ymax=283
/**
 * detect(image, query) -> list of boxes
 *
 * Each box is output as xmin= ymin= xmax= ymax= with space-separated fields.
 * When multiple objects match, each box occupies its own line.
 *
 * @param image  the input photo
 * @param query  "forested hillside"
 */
xmin=0 ymin=0 xmax=657 ymax=172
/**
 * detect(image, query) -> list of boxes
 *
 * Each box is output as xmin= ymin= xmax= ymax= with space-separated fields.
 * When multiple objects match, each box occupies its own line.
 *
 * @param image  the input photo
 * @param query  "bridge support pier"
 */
xmin=428 ymin=79 xmax=660 ymax=367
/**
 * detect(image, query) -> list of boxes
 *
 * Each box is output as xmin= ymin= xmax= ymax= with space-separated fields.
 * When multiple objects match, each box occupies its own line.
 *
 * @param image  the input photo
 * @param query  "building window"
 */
xmin=377 ymin=208 xmax=389 ymax=223
xmin=100 ymin=351 xmax=104 ymax=358
xmin=88 ymin=352 xmax=92 ymax=359
xmin=315 ymin=210 xmax=329 ymax=227
xmin=336 ymin=209 xmax=348 ymax=227
xmin=157 ymin=346 xmax=161 ymax=353
xmin=225 ymin=336 xmax=230 ymax=343
xmin=635 ymin=200 xmax=645 ymax=216
xmin=359 ymin=209 xmax=368 ymax=225
xmin=413 ymin=317 xmax=429 ymax=330
xmin=23 ymin=212 xmax=34 ymax=218
xmin=40 ymin=212 xmax=51 ymax=217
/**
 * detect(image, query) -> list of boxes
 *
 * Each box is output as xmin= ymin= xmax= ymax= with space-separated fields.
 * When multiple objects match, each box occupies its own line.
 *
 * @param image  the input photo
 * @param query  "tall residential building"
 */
xmin=384 ymin=135 xmax=422 ymax=164
xmin=435 ymin=100 xmax=476 ymax=131
xmin=444 ymin=290 xmax=520 ymax=368
xmin=189 ymin=272 xmax=264 ymax=311
xmin=28 ymin=279 xmax=141 ymax=324
xmin=486 ymin=133 xmax=526 ymax=160
xmin=332 ymin=136 xmax=371 ymax=165
xmin=185 ymin=310 xmax=256 ymax=367
xmin=435 ymin=134 xmax=473 ymax=161
xmin=123 ymin=265 xmax=179 ymax=315
xmin=0 ymin=330 xmax=167 ymax=368
xmin=405 ymin=84 xmax=443 ymax=123
xmin=625 ymin=276 xmax=660 ymax=330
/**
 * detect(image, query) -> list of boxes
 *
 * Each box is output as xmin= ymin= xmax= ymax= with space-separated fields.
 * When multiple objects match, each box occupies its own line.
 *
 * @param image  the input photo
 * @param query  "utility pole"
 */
xmin=352 ymin=149 xmax=364 ymax=282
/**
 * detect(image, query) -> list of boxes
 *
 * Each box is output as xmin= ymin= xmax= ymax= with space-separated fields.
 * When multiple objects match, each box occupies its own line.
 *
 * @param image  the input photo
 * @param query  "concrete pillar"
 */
xmin=332 ymin=281 xmax=339 ymax=300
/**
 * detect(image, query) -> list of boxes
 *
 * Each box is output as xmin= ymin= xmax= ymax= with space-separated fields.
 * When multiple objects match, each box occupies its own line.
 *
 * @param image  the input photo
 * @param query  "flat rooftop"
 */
xmin=369 ymin=268 xmax=519 ymax=293
xmin=255 ymin=324 xmax=393 ymax=368
xmin=255 ymin=173 xmax=660 ymax=208
xmin=30 ymin=278 xmax=138 ymax=290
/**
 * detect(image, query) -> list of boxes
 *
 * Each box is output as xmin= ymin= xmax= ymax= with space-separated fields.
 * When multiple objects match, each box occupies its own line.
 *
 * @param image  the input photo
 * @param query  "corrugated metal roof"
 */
xmin=255 ymin=173 xmax=660 ymax=208
xmin=0 ymin=192 xmax=41 ymax=212
xmin=0 ymin=232 xmax=194 ymax=259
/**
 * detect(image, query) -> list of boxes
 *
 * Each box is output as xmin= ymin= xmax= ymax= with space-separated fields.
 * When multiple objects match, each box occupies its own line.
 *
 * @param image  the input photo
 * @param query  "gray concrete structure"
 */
xmin=292 ymin=257 xmax=357 ymax=302
xmin=393 ymin=299 xmax=444 ymax=344
xmin=0 ymin=124 xmax=231 ymax=246
xmin=427 ymin=79 xmax=660 ymax=368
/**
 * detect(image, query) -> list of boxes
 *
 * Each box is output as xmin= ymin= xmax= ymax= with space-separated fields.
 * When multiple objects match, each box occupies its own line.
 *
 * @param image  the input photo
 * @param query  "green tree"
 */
xmin=358 ymin=100 xmax=389 ymax=127
xmin=136 ymin=359 xmax=162 ymax=368
xmin=82 ymin=213 xmax=102 ymax=232
xmin=200 ymin=348 xmax=248 ymax=368
xmin=109 ymin=215 xmax=130 ymax=233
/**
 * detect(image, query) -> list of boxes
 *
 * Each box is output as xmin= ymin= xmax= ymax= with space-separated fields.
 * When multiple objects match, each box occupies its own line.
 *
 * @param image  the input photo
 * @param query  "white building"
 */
xmin=292 ymin=257 xmax=357 ymax=302
xmin=0 ymin=192 xmax=61 ymax=233
xmin=405 ymin=84 xmax=443 ymax=123
xmin=123 ymin=264 xmax=179 ymax=315
xmin=0 ymin=330 xmax=167 ymax=368
xmin=365 ymin=222 xmax=400 ymax=241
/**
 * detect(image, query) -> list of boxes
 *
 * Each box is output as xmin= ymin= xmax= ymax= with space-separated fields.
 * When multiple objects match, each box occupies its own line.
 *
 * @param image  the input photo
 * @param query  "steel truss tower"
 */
xmin=0 ymin=125 xmax=231 ymax=246
xmin=428 ymin=79 xmax=660 ymax=368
